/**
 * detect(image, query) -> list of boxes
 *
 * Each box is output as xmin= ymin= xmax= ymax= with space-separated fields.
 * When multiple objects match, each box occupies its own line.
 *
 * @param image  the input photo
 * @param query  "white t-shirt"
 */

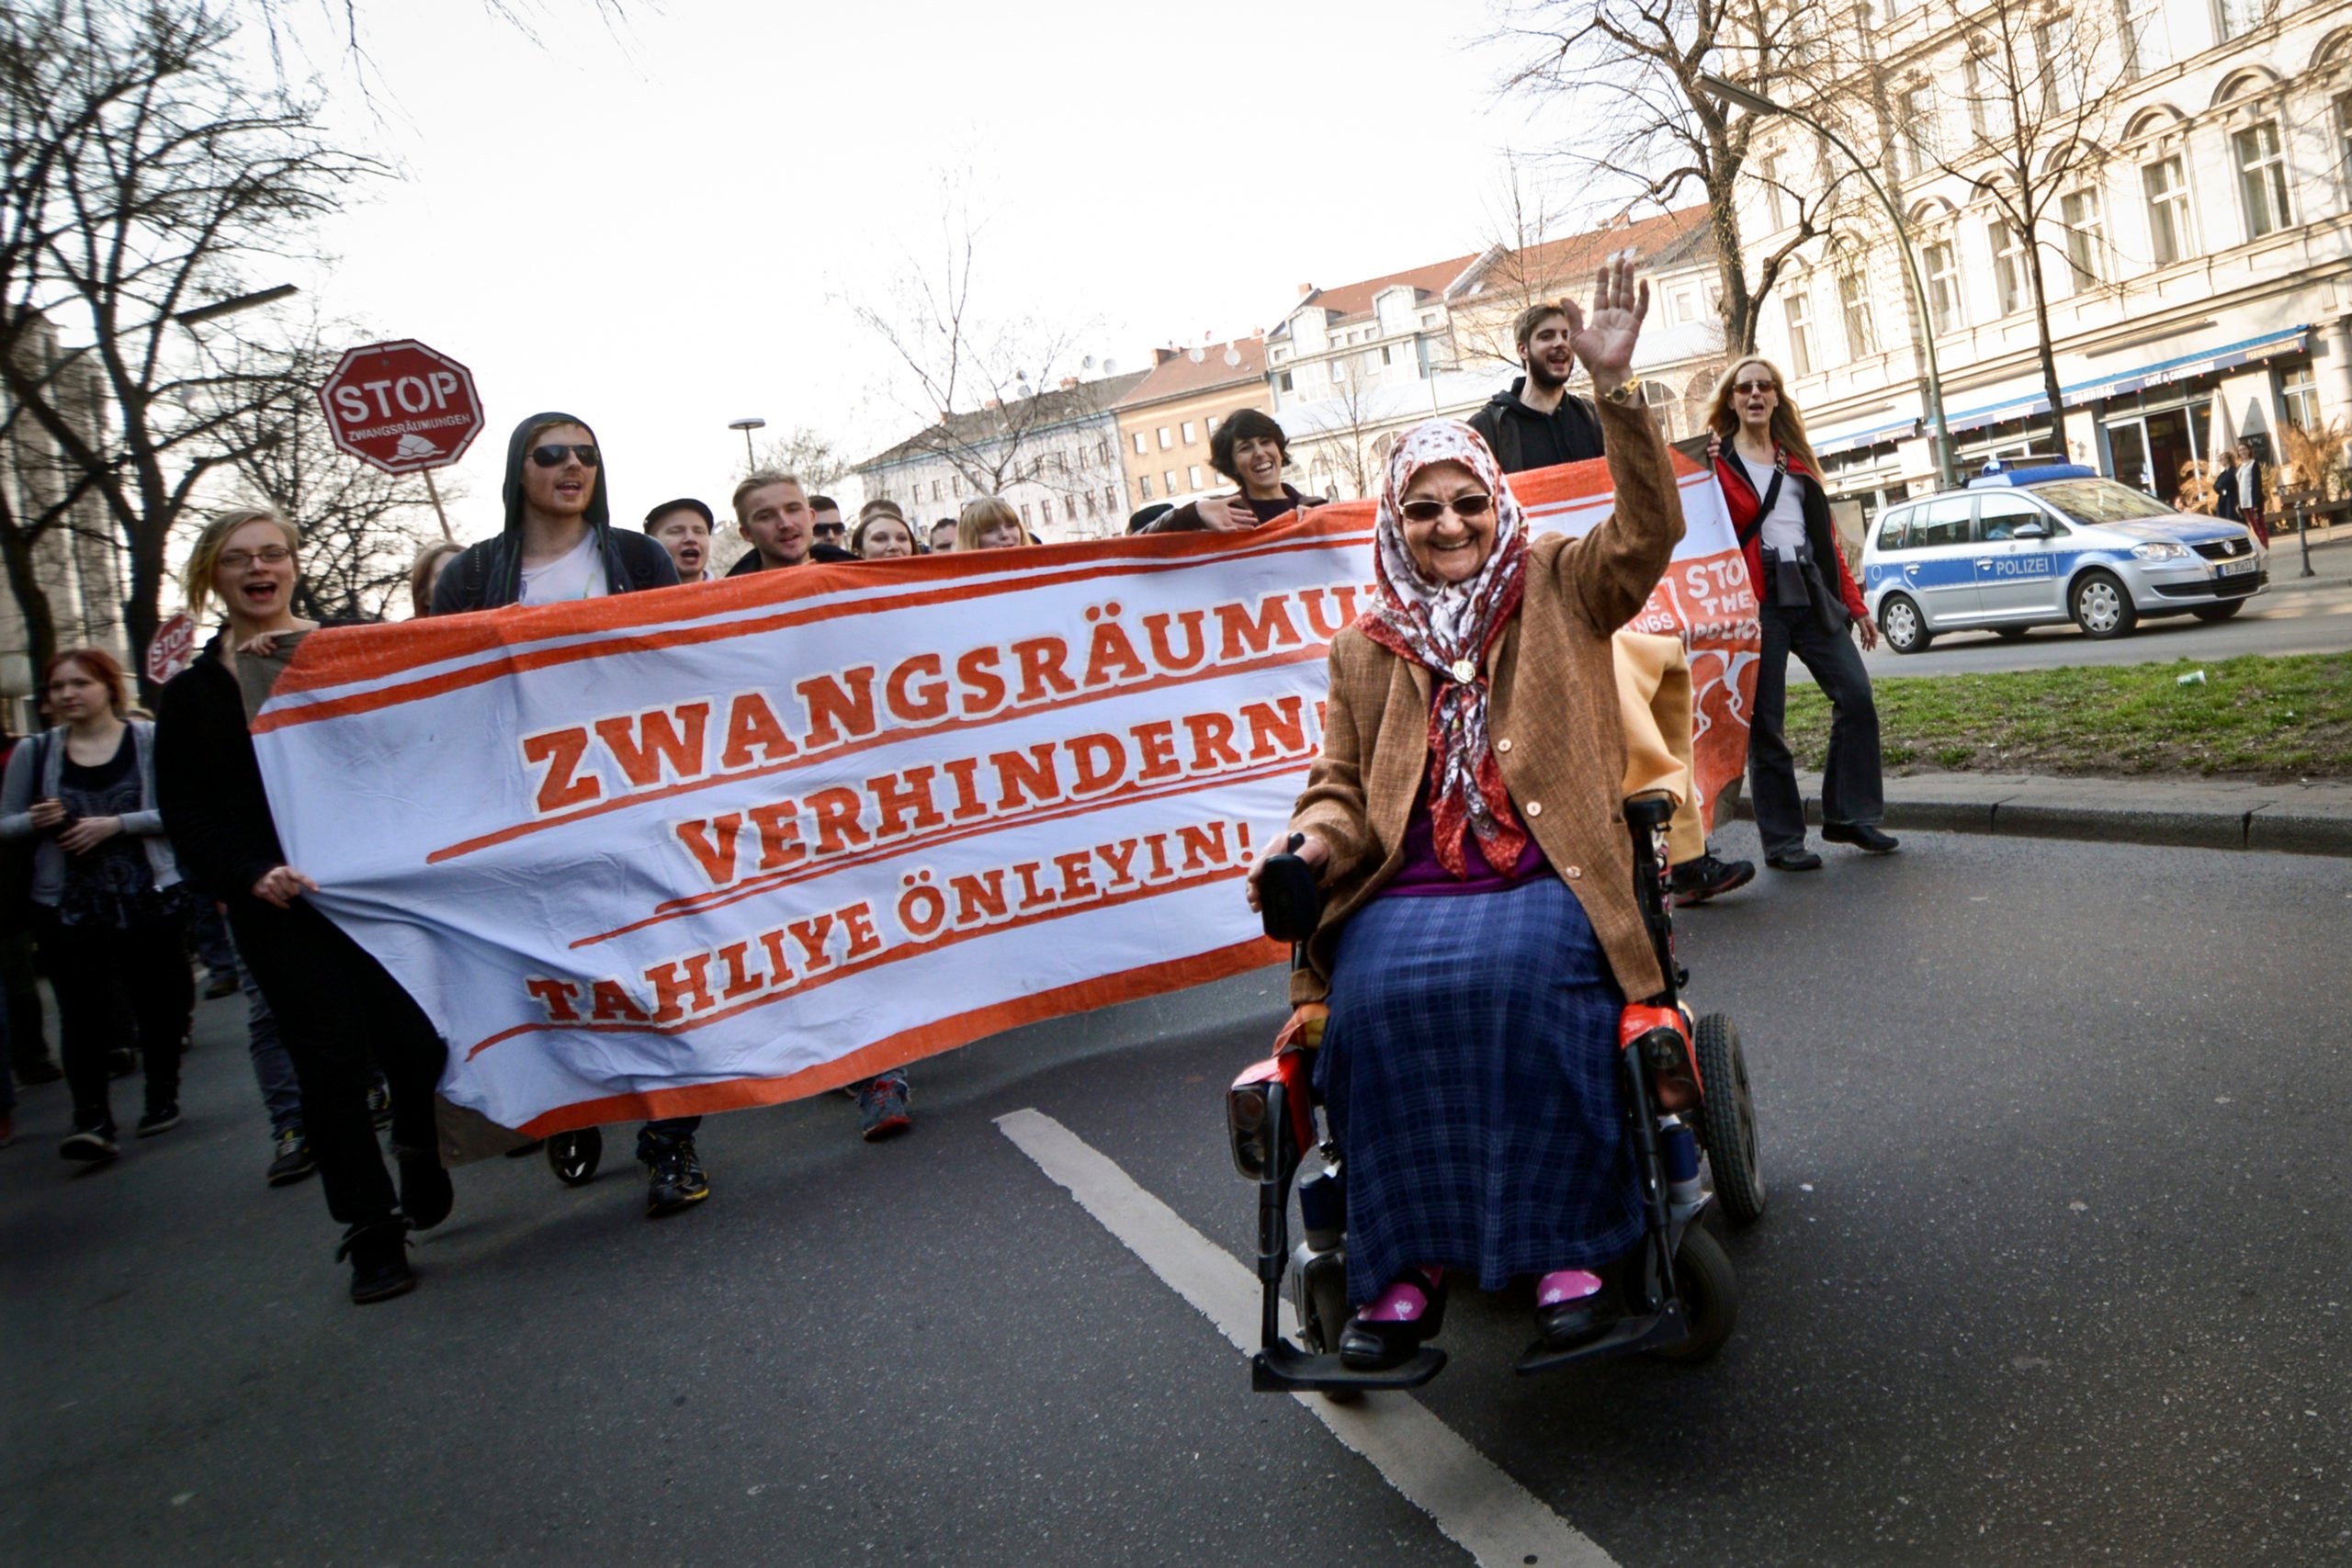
xmin=517 ymin=529 xmax=608 ymax=606
xmin=2236 ymin=462 xmax=2258 ymax=509
xmin=1736 ymin=453 xmax=1807 ymax=553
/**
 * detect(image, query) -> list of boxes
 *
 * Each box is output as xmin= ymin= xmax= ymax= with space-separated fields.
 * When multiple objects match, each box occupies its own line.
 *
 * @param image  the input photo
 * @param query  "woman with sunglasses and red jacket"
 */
xmin=1704 ymin=359 xmax=1895 ymax=872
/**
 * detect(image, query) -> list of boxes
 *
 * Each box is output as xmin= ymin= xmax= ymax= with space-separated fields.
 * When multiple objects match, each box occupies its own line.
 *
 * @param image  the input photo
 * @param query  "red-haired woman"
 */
xmin=0 ymin=648 xmax=195 ymax=1160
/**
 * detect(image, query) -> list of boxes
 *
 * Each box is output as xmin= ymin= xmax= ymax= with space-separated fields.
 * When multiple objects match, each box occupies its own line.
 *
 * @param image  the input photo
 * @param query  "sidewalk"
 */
xmin=1734 ymin=770 xmax=2352 ymax=856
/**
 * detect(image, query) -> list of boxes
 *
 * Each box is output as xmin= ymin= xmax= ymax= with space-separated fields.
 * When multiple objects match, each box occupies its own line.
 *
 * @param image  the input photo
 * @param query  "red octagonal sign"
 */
xmin=317 ymin=339 xmax=483 ymax=474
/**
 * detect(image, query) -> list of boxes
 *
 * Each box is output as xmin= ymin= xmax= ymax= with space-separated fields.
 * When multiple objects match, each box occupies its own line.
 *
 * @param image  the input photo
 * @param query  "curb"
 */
xmin=1731 ymin=772 xmax=2352 ymax=857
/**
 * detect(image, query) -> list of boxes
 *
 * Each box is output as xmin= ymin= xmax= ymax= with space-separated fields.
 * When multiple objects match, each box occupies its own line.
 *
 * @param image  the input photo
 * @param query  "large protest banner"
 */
xmin=250 ymin=453 xmax=1757 ymax=1140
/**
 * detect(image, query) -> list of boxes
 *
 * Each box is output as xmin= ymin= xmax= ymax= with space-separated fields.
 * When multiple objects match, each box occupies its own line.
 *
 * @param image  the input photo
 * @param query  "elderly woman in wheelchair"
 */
xmin=1237 ymin=255 xmax=1759 ymax=1389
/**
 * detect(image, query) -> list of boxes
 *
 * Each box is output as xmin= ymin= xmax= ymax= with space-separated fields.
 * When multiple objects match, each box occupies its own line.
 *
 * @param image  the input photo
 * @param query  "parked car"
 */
xmin=1860 ymin=462 xmax=2267 ymax=653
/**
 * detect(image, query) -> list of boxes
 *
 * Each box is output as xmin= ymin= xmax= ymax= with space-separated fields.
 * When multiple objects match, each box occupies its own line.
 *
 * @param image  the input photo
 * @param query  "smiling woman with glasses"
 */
xmin=1239 ymin=254 xmax=1697 ymax=1368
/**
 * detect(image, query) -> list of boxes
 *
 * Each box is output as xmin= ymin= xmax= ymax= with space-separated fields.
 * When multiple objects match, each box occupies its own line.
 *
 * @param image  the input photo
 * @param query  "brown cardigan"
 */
xmin=1285 ymin=395 xmax=1682 ymax=1007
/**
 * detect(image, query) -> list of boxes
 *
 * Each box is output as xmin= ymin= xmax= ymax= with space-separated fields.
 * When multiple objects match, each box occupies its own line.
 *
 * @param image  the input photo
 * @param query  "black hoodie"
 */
xmin=1466 ymin=378 xmax=1605 ymax=476
xmin=432 ymin=412 xmax=679 ymax=614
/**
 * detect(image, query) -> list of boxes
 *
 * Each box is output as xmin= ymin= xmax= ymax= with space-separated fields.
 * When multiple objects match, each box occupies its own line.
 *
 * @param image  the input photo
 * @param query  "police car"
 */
xmin=1860 ymin=460 xmax=2267 ymax=653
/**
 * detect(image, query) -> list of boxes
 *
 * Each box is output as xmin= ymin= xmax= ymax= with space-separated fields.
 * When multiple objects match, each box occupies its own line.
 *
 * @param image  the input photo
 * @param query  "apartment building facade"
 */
xmin=1112 ymin=336 xmax=1272 ymax=512
xmin=1736 ymin=0 xmax=2352 ymax=517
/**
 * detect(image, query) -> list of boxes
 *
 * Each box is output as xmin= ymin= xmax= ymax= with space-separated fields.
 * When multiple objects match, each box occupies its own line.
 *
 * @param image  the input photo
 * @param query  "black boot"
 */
xmin=336 ymin=1217 xmax=415 ymax=1303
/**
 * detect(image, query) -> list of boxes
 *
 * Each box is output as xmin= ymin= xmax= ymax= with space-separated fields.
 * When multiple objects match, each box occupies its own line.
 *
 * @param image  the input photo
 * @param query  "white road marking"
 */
xmin=995 ymin=1108 xmax=1618 ymax=1568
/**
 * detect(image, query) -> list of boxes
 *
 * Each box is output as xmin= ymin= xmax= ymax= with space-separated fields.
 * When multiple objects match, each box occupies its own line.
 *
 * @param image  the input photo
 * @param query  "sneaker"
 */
xmin=202 ymin=972 xmax=240 ymax=1000
xmin=135 ymin=1103 xmax=181 ymax=1137
xmin=14 ymin=1057 xmax=62 ymax=1087
xmin=1668 ymin=852 xmax=1755 ymax=907
xmin=336 ymin=1216 xmax=415 ymax=1303
xmin=643 ymin=1139 xmax=710 ymax=1217
xmin=60 ymin=1122 xmax=119 ymax=1163
xmin=396 ymin=1146 xmax=453 ymax=1230
xmin=266 ymin=1127 xmax=316 ymax=1186
xmin=366 ymin=1082 xmax=393 ymax=1129
xmin=107 ymin=1047 xmax=137 ymax=1078
xmin=855 ymin=1073 xmax=913 ymax=1142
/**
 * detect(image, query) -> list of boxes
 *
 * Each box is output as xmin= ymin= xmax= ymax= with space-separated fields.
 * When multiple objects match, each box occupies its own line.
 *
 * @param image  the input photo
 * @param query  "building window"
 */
xmin=2034 ymin=20 xmax=2073 ymax=113
xmin=1138 ymin=474 xmax=1153 ymax=501
xmin=1898 ymin=85 xmax=1939 ymax=178
xmin=1761 ymin=152 xmax=1787 ymax=229
xmin=1784 ymin=288 xmax=1815 ymax=378
xmin=1157 ymin=426 xmax=1172 ymax=449
xmin=2060 ymin=188 xmax=2104 ymax=288
xmin=1990 ymin=219 xmax=2025 ymax=314
xmin=1330 ymin=355 xmax=1348 ymax=382
xmin=1182 ymin=421 xmax=1196 ymax=444
xmin=1063 ymin=496 xmax=1077 ymax=522
xmin=2143 ymin=155 xmax=2193 ymax=266
xmin=1131 ymin=431 xmax=1147 ymax=455
xmin=2283 ymin=367 xmax=2320 ymax=433
xmin=1276 ymin=370 xmax=1294 ymax=393
xmin=1187 ymin=464 xmax=1203 ymax=490
xmin=2339 ymin=93 xmax=2352 ymax=200
xmin=1838 ymin=267 xmax=1877 ymax=359
xmin=1963 ymin=54 xmax=2011 ymax=142
xmin=1083 ymin=491 xmax=1097 ymax=516
xmin=2217 ymin=0 xmax=2265 ymax=39
xmin=1019 ymin=502 xmax=1033 ymax=525
xmin=1102 ymin=485 xmax=1117 ymax=513
xmin=2234 ymin=121 xmax=2290 ymax=238
xmin=931 ymin=478 xmax=944 ymax=502
xmin=1096 ymin=438 xmax=1109 ymax=464
xmin=1924 ymin=241 xmax=1962 ymax=333
xmin=1205 ymin=416 xmax=1220 ymax=436
xmin=2121 ymin=0 xmax=2171 ymax=74
xmin=1164 ymin=470 xmax=1178 ymax=494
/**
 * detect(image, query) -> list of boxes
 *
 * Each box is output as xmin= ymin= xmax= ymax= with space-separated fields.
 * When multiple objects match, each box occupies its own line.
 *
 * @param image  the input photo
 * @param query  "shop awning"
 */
xmin=1814 ymin=415 xmax=1918 ymax=456
xmin=1940 ymin=324 xmax=2311 ymax=434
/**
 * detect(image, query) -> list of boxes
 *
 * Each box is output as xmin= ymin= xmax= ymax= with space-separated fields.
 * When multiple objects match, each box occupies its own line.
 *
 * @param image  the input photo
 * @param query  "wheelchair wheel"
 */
xmin=1694 ymin=1013 xmax=1766 ymax=1226
xmin=547 ymin=1127 xmax=602 ymax=1186
xmin=1648 ymin=1222 xmax=1736 ymax=1364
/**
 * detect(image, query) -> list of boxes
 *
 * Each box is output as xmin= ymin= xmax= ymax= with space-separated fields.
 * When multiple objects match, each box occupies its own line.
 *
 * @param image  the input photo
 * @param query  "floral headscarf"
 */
xmin=1358 ymin=420 xmax=1532 ymax=878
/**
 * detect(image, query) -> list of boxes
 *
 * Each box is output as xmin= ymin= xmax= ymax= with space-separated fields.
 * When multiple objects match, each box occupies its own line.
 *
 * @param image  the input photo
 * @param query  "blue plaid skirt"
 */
xmin=1315 ymin=875 xmax=1642 ymax=1305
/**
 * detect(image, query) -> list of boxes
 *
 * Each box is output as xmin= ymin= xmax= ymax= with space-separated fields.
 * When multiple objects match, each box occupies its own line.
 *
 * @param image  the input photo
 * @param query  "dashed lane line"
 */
xmin=995 ymin=1108 xmax=1617 ymax=1568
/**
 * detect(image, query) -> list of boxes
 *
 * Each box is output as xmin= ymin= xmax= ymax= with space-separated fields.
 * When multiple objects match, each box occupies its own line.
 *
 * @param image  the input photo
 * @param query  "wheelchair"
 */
xmin=1230 ymin=791 xmax=1766 ymax=1393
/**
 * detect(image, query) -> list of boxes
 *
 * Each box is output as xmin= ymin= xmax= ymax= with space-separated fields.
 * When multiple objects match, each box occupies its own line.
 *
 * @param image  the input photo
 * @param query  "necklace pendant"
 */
xmin=1449 ymin=658 xmax=1476 ymax=684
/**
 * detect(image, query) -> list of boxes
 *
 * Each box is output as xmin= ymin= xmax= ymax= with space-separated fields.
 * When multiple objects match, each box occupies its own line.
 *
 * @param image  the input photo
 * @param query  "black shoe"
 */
xmin=366 ymin=1082 xmax=393 ymax=1129
xmin=266 ymin=1128 xmax=316 ymax=1186
xmin=202 ymin=972 xmax=240 ymax=1000
xmin=336 ymin=1217 xmax=415 ymax=1303
xmin=856 ymin=1072 xmax=913 ymax=1142
xmin=135 ymin=1103 xmax=180 ymax=1137
xmin=397 ymin=1146 xmax=454 ymax=1230
xmin=1765 ymin=848 xmax=1823 ymax=872
xmin=59 ymin=1122 xmax=119 ymax=1163
xmin=1823 ymin=822 xmax=1900 ymax=853
xmin=107 ymin=1047 xmax=137 ymax=1078
xmin=1337 ymin=1274 xmax=1447 ymax=1371
xmin=15 ymin=1057 xmax=62 ymax=1087
xmin=1534 ymin=1295 xmax=1621 ymax=1351
xmin=1669 ymin=852 xmax=1755 ymax=906
xmin=643 ymin=1139 xmax=711 ymax=1217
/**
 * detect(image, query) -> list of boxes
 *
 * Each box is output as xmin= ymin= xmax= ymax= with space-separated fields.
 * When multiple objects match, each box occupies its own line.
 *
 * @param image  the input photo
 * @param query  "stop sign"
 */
xmin=145 ymin=610 xmax=196 ymax=686
xmin=317 ymin=339 xmax=483 ymax=474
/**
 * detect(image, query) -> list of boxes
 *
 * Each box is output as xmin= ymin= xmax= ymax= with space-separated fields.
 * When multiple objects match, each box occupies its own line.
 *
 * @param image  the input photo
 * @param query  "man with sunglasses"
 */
xmin=434 ymin=414 xmax=715 ymax=1217
xmin=808 ymin=495 xmax=849 ymax=552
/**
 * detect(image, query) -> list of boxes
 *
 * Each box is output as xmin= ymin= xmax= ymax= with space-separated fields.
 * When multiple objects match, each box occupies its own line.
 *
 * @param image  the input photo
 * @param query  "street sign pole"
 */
xmin=423 ymin=468 xmax=453 ymax=540
xmin=319 ymin=342 xmax=483 ymax=551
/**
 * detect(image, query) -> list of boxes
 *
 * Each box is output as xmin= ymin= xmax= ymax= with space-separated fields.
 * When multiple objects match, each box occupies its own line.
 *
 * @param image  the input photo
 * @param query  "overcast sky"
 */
xmin=269 ymin=0 xmax=1564 ymax=541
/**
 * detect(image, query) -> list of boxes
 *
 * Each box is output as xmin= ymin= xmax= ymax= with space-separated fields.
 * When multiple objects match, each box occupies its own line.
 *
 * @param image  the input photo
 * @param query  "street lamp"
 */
xmin=1700 ymin=73 xmax=1958 ymax=489
xmin=728 ymin=416 xmax=765 ymax=469
xmin=172 ymin=282 xmax=300 ymax=328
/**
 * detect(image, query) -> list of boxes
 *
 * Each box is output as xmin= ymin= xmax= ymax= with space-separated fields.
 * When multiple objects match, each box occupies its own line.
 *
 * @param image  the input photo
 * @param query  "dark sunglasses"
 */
xmin=1733 ymin=378 xmax=1778 ymax=395
xmin=1399 ymin=492 xmax=1494 ymax=525
xmin=529 ymin=443 xmax=601 ymax=468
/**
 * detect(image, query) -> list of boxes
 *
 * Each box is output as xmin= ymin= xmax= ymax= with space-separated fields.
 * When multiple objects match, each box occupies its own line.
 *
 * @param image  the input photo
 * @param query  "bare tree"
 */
xmin=1913 ymin=0 xmax=2133 ymax=433
xmin=749 ymin=425 xmax=848 ymax=490
xmin=1293 ymin=357 xmax=1387 ymax=502
xmin=1495 ymin=0 xmax=1868 ymax=355
xmin=0 ymin=0 xmax=384 ymax=693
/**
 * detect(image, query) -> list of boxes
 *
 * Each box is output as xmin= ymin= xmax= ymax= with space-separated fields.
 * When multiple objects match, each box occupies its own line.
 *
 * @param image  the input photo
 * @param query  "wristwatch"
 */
xmin=1601 ymin=377 xmax=1645 ymax=407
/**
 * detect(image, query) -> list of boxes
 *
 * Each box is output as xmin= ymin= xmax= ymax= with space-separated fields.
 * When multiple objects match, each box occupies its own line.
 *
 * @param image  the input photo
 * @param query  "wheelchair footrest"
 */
xmin=1511 ymin=1301 xmax=1689 ymax=1376
xmin=1251 ymin=1342 xmax=1447 ymax=1393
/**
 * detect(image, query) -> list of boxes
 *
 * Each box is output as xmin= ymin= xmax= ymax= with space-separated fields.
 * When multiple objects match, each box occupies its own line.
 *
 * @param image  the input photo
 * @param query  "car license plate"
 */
xmin=2219 ymin=557 xmax=2256 ymax=577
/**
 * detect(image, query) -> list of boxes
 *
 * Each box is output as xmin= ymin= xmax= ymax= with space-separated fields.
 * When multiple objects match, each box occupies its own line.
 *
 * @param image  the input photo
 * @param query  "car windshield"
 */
xmin=2028 ymin=479 xmax=2177 ymax=525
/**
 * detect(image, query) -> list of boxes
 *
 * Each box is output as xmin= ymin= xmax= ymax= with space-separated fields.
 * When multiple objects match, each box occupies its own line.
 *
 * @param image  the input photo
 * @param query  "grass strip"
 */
xmin=1781 ymin=651 xmax=2352 ymax=782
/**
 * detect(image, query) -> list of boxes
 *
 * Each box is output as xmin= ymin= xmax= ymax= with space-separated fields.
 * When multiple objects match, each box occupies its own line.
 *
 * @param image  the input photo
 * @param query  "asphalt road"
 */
xmin=6 ymin=827 xmax=2348 ymax=1567
xmin=1849 ymin=533 xmax=2352 ymax=677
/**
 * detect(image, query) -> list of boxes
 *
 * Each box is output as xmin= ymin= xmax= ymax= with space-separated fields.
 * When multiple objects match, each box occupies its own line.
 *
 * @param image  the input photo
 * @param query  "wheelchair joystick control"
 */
xmin=1259 ymin=832 xmax=1323 ymax=946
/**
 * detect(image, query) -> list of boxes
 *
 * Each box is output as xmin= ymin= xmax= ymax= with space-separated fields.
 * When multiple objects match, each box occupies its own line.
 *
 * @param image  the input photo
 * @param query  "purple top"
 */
xmin=1381 ymin=785 xmax=1552 ymax=897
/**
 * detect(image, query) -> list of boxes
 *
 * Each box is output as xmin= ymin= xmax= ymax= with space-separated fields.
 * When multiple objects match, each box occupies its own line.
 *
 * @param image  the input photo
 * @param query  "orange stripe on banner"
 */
xmin=467 ymin=860 xmax=1253 ymax=1060
xmin=424 ymin=643 xmax=1330 ymax=864
xmin=571 ymin=751 xmax=1313 ymax=948
xmin=259 ymin=520 xmax=1375 ymax=724
xmin=512 ymin=939 xmax=1281 ymax=1137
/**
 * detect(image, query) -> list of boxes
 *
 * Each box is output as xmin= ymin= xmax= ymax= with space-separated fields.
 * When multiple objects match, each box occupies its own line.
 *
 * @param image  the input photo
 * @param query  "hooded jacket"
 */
xmin=1466 ymin=378 xmax=1605 ymax=476
xmin=432 ymin=412 xmax=679 ymax=614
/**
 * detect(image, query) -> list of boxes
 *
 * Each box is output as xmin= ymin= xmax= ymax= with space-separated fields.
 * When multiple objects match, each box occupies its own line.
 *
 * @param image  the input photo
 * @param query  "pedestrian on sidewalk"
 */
xmin=0 ymin=725 xmax=62 ymax=1090
xmin=0 ymin=649 xmax=197 ymax=1162
xmin=2215 ymin=442 xmax=2268 ymax=548
xmin=1705 ymin=358 xmax=1897 ymax=871
xmin=157 ymin=508 xmax=452 ymax=1303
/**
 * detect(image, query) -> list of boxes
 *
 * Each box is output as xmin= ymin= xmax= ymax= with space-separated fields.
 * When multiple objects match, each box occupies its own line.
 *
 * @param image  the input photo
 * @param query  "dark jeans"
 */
xmin=191 ymin=901 xmax=238 ymax=981
xmin=1749 ymin=597 xmax=1884 ymax=858
xmin=229 ymin=898 xmax=445 ymax=1229
xmin=3 ymin=929 xmax=52 ymax=1074
xmin=637 ymin=1116 xmax=702 ymax=1158
xmin=34 ymin=908 xmax=192 ymax=1134
xmin=240 ymin=953 xmax=303 ymax=1136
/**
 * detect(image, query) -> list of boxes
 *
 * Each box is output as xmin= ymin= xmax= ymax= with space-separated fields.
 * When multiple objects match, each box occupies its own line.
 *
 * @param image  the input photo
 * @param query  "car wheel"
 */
xmin=2070 ymin=570 xmax=2137 ymax=639
xmin=2192 ymin=601 xmax=2245 ymax=623
xmin=1878 ymin=593 xmax=1931 ymax=654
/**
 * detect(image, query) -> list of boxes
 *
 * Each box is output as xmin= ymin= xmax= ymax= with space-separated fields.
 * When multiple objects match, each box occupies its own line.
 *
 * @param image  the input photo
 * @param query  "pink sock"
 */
xmin=1537 ymin=1269 xmax=1602 ymax=1307
xmin=1359 ymin=1266 xmax=1442 ymax=1323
